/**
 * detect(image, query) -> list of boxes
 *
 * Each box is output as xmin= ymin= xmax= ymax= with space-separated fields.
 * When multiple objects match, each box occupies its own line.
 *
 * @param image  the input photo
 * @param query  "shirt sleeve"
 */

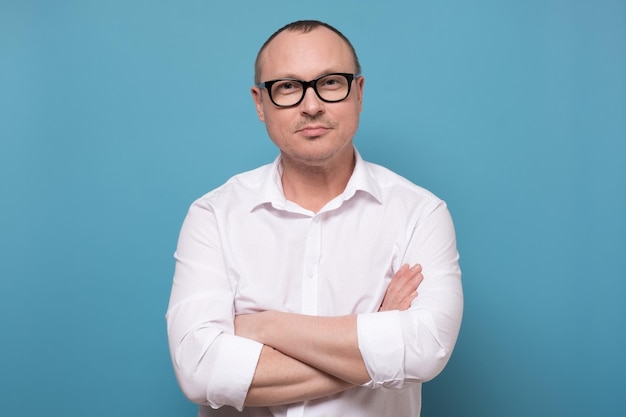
xmin=357 ymin=200 xmax=463 ymax=388
xmin=165 ymin=199 xmax=263 ymax=410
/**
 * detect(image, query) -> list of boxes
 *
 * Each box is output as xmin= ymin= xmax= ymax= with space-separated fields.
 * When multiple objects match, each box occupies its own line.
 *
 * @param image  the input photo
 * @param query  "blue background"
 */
xmin=1 ymin=1 xmax=624 ymax=416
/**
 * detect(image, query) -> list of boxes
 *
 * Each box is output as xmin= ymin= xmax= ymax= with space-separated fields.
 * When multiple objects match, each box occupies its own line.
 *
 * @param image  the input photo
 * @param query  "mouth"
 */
xmin=296 ymin=125 xmax=331 ymax=138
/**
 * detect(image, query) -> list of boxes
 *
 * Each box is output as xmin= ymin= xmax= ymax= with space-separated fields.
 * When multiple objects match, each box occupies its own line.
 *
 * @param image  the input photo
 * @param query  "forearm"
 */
xmin=245 ymin=345 xmax=354 ymax=406
xmin=238 ymin=312 xmax=370 ymax=385
xmin=237 ymin=264 xmax=424 ymax=387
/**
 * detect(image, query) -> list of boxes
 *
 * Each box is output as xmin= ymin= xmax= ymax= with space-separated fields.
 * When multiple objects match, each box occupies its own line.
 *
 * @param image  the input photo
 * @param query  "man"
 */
xmin=166 ymin=20 xmax=463 ymax=417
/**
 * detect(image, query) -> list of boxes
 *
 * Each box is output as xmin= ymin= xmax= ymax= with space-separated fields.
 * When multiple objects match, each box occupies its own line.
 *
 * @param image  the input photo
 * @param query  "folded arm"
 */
xmin=237 ymin=263 xmax=424 ymax=405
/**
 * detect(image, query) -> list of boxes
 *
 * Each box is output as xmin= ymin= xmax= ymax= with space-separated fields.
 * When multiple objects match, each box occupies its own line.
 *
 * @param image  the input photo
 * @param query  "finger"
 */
xmin=395 ymin=263 xmax=421 ymax=283
xmin=391 ymin=266 xmax=415 ymax=289
xmin=409 ymin=263 xmax=422 ymax=276
xmin=402 ymin=291 xmax=419 ymax=309
xmin=396 ymin=291 xmax=417 ymax=310
xmin=413 ymin=272 xmax=424 ymax=287
xmin=394 ymin=264 xmax=410 ymax=280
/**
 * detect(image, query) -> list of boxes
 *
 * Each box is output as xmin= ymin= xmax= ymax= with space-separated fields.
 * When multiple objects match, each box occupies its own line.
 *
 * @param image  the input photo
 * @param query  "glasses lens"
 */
xmin=315 ymin=74 xmax=350 ymax=102
xmin=270 ymin=80 xmax=304 ymax=107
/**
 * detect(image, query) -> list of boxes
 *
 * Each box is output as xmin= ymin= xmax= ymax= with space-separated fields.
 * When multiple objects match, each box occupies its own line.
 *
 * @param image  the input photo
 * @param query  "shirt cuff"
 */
xmin=357 ymin=310 xmax=406 ymax=388
xmin=205 ymin=334 xmax=263 ymax=410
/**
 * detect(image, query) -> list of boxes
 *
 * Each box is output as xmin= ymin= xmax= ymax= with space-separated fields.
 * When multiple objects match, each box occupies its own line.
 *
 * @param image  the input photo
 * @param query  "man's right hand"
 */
xmin=379 ymin=264 xmax=423 ymax=311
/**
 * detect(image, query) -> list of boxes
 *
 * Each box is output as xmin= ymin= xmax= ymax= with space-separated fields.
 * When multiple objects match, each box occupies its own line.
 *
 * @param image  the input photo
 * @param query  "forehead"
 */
xmin=259 ymin=27 xmax=355 ymax=80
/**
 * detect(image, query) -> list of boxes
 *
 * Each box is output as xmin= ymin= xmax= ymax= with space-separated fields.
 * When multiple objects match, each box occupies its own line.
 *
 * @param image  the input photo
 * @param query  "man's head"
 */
xmin=252 ymin=20 xmax=365 ymax=169
xmin=254 ymin=20 xmax=362 ymax=85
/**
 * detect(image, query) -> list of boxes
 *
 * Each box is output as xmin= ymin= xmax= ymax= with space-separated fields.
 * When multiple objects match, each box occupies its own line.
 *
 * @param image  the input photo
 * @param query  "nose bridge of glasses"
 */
xmin=301 ymin=79 xmax=323 ymax=102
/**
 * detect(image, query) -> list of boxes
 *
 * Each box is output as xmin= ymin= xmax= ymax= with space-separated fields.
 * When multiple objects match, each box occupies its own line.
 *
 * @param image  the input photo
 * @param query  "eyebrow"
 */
xmin=265 ymin=70 xmax=348 ymax=81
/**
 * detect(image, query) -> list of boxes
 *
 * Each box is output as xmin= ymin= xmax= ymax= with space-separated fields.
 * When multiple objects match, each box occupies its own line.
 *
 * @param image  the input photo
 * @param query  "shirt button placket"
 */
xmin=301 ymin=215 xmax=322 ymax=315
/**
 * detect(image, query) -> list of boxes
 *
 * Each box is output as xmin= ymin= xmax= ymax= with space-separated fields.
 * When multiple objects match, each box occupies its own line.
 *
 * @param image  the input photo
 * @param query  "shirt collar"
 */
xmin=342 ymin=148 xmax=384 ymax=205
xmin=250 ymin=147 xmax=383 ymax=213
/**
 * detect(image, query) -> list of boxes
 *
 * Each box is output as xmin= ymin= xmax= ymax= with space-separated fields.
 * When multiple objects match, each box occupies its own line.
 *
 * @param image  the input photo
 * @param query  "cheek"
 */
xmin=263 ymin=112 xmax=291 ymax=141
xmin=338 ymin=108 xmax=361 ymax=136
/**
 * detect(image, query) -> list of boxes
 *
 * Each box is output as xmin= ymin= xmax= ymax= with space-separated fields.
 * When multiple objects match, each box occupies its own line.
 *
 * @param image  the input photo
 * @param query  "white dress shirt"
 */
xmin=166 ymin=149 xmax=463 ymax=417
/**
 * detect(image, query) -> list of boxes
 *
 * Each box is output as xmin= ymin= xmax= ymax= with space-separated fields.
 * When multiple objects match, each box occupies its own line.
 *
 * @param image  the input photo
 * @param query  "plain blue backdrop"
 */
xmin=1 ymin=1 xmax=624 ymax=416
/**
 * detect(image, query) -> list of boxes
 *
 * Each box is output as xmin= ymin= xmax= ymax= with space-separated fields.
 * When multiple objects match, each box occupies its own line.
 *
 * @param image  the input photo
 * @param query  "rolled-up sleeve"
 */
xmin=166 ymin=200 xmax=263 ymax=410
xmin=357 ymin=201 xmax=463 ymax=388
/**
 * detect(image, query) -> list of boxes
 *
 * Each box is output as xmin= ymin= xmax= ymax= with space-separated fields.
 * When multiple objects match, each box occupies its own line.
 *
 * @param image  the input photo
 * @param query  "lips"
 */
xmin=297 ymin=125 xmax=331 ymax=138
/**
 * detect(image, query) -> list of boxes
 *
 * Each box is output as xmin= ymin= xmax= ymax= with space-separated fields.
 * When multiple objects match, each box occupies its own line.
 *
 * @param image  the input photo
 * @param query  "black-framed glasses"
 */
xmin=255 ymin=73 xmax=361 ymax=108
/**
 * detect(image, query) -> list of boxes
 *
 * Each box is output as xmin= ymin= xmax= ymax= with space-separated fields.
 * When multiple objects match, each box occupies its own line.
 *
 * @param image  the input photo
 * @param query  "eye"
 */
xmin=278 ymin=82 xmax=295 ymax=90
xmin=318 ymin=75 xmax=346 ymax=89
xmin=273 ymin=80 xmax=302 ymax=95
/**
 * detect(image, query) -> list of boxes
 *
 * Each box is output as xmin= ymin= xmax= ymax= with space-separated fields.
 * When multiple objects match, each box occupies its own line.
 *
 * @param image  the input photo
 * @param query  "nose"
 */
xmin=299 ymin=85 xmax=324 ymax=116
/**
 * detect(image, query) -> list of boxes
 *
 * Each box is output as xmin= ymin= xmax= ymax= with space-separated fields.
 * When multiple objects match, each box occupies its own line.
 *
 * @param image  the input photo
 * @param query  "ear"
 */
xmin=356 ymin=75 xmax=365 ymax=112
xmin=251 ymin=86 xmax=266 ymax=122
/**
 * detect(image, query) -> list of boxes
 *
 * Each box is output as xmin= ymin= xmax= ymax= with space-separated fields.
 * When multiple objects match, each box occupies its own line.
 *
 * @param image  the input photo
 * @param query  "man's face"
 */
xmin=252 ymin=27 xmax=364 ymax=168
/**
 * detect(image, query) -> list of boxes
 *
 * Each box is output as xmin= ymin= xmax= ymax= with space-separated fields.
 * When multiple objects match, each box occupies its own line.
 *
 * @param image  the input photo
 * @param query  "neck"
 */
xmin=280 ymin=149 xmax=356 ymax=213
